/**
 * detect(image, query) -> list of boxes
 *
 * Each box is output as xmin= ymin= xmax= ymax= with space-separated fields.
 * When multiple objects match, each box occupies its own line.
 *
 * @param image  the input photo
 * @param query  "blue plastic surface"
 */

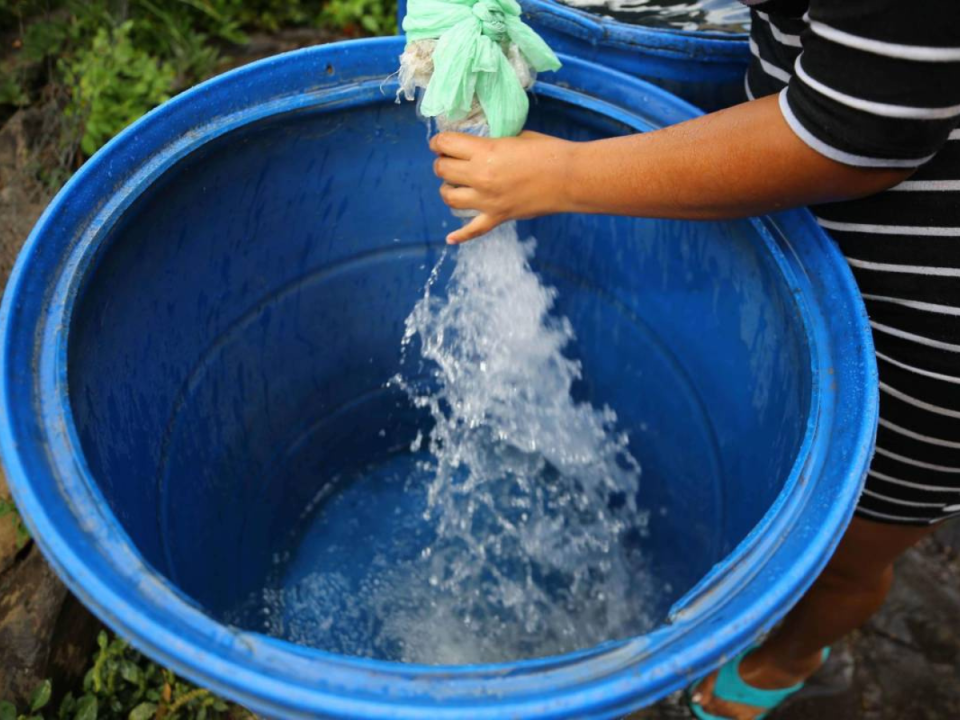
xmin=396 ymin=0 xmax=751 ymax=111
xmin=0 ymin=37 xmax=876 ymax=719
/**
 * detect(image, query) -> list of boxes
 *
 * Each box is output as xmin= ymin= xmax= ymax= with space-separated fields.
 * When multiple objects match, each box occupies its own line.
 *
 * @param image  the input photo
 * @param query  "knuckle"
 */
xmin=478 ymin=167 xmax=495 ymax=190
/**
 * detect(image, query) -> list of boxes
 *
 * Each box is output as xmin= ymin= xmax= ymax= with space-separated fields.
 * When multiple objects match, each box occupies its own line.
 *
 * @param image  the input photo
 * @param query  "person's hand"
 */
xmin=429 ymin=131 xmax=576 ymax=244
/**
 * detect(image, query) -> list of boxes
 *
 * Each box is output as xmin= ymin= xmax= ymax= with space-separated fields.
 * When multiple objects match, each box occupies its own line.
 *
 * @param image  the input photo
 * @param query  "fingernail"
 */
xmin=691 ymin=693 xmax=702 ymax=703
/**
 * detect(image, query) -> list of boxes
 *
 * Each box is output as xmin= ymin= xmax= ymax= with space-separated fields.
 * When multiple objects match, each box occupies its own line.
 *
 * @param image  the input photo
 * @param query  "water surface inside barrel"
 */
xmin=515 ymin=0 xmax=751 ymax=110
xmin=556 ymin=0 xmax=749 ymax=32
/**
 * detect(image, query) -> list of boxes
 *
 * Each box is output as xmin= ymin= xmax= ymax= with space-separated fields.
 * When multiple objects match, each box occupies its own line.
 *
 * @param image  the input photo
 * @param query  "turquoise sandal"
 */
xmin=686 ymin=646 xmax=831 ymax=719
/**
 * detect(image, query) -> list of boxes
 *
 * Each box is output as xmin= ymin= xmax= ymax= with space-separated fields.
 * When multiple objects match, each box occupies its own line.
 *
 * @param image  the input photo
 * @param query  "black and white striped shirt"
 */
xmin=741 ymin=0 xmax=960 ymax=525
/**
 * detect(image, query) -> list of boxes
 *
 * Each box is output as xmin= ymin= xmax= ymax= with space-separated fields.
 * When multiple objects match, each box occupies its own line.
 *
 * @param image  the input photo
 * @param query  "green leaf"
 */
xmin=30 ymin=680 xmax=52 ymax=711
xmin=74 ymin=695 xmax=97 ymax=720
xmin=127 ymin=702 xmax=156 ymax=720
xmin=59 ymin=692 xmax=77 ymax=720
xmin=82 ymin=668 xmax=95 ymax=693
xmin=80 ymin=132 xmax=98 ymax=158
xmin=120 ymin=660 xmax=142 ymax=685
xmin=0 ymin=700 xmax=17 ymax=720
xmin=97 ymin=632 xmax=108 ymax=651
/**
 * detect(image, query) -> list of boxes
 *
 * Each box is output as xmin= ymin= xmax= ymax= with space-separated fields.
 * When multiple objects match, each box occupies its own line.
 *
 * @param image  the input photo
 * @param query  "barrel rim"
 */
xmin=0 ymin=36 xmax=876 ymax=719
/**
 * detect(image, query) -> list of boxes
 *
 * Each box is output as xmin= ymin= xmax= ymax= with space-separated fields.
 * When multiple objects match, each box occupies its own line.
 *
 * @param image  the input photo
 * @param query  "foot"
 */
xmin=690 ymin=647 xmax=826 ymax=719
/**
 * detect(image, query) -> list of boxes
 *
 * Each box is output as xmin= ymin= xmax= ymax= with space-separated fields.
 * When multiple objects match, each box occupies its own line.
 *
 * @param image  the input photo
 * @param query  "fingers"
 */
xmin=433 ymin=157 xmax=474 ymax=186
xmin=429 ymin=132 xmax=509 ymax=244
xmin=447 ymin=214 xmax=499 ymax=245
xmin=429 ymin=132 xmax=483 ymax=160
xmin=439 ymin=183 xmax=480 ymax=211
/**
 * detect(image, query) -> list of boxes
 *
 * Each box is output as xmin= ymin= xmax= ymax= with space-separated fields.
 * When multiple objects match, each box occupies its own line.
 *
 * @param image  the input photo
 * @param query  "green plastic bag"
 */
xmin=402 ymin=0 xmax=562 ymax=137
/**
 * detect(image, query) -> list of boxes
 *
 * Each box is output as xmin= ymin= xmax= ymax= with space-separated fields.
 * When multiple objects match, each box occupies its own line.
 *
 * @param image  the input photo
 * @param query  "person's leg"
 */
xmin=692 ymin=516 xmax=937 ymax=720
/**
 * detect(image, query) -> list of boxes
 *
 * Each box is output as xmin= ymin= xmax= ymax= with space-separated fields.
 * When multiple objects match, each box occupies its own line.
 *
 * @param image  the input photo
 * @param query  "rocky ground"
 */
xmin=1 ymin=44 xmax=959 ymax=714
xmin=633 ymin=529 xmax=960 ymax=719
xmin=0 ymin=103 xmax=102 ymax=703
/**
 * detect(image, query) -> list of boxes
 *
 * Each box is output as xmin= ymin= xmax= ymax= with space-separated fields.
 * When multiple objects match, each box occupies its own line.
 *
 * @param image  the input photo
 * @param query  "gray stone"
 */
xmin=0 ymin=544 xmax=101 ymax=706
xmin=0 ymin=106 xmax=51 ymax=577
xmin=0 ymin=107 xmax=52 ymax=291
xmin=0 ymin=545 xmax=68 ymax=703
xmin=0 ymin=108 xmax=99 ymax=706
xmin=0 ymin=471 xmax=20 ymax=578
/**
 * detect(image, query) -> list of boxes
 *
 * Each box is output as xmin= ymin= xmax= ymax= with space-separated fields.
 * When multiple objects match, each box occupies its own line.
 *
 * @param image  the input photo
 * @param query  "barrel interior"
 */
xmin=67 ymin=95 xmax=811 ymax=657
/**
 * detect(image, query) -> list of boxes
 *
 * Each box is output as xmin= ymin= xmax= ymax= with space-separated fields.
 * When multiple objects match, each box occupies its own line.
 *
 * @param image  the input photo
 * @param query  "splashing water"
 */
xmin=229 ymin=223 xmax=656 ymax=664
xmin=388 ymin=223 xmax=653 ymax=661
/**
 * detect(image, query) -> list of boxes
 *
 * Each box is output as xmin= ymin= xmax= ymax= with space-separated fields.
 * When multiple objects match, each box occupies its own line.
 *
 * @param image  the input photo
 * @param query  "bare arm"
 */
xmin=431 ymin=94 xmax=913 ymax=244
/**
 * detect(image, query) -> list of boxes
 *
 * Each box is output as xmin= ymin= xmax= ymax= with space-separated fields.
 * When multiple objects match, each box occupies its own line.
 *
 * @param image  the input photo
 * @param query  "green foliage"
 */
xmin=29 ymin=682 xmax=52 ymax=714
xmin=0 ymin=2 xmax=65 ymax=108
xmin=0 ymin=633 xmax=252 ymax=720
xmin=2 ymin=0 xmax=399 ymax=159
xmin=0 ymin=497 xmax=30 ymax=550
xmin=0 ymin=677 xmax=49 ymax=720
xmin=199 ymin=0 xmax=317 ymax=33
xmin=0 ymin=0 xmax=54 ymax=32
xmin=61 ymin=20 xmax=176 ymax=156
xmin=322 ymin=0 xmax=397 ymax=36
xmin=127 ymin=0 xmax=241 ymax=83
xmin=21 ymin=15 xmax=71 ymax=61
xmin=0 ymin=63 xmax=30 ymax=108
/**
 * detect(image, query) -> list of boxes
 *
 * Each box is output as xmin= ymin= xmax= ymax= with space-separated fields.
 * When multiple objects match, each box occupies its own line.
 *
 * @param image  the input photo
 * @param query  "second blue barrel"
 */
xmin=0 ymin=37 xmax=874 ymax=719
xmin=519 ymin=0 xmax=751 ymax=110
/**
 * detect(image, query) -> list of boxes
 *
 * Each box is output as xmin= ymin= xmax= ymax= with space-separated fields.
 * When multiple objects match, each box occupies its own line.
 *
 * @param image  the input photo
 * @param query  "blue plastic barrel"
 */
xmin=520 ymin=0 xmax=750 ymax=111
xmin=395 ymin=0 xmax=751 ymax=112
xmin=0 ymin=37 xmax=875 ymax=719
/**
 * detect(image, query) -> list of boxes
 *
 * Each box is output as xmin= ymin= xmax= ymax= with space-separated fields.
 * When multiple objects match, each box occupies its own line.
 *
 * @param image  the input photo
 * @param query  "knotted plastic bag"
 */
xmin=398 ymin=0 xmax=561 ymax=137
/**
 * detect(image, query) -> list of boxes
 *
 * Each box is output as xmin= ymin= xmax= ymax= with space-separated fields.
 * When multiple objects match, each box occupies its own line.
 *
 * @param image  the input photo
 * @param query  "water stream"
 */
xmin=229 ymin=223 xmax=659 ymax=663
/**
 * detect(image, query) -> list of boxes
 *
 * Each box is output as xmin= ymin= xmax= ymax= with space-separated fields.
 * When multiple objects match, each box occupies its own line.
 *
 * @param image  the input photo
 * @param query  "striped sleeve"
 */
xmin=781 ymin=0 xmax=960 ymax=168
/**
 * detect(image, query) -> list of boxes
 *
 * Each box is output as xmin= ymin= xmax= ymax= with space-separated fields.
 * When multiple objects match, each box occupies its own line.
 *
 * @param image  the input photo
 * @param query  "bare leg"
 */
xmin=693 ymin=517 xmax=937 ymax=720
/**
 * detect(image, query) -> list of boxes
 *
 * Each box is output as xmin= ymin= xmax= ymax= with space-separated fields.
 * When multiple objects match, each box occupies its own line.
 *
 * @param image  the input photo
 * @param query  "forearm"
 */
xmin=561 ymin=94 xmax=911 ymax=220
xmin=430 ymin=94 xmax=915 ymax=243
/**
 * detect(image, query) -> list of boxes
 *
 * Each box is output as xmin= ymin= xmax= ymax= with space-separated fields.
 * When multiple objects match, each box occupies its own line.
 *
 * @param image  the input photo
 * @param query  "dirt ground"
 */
xmin=1 ymin=56 xmax=959 ymax=715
